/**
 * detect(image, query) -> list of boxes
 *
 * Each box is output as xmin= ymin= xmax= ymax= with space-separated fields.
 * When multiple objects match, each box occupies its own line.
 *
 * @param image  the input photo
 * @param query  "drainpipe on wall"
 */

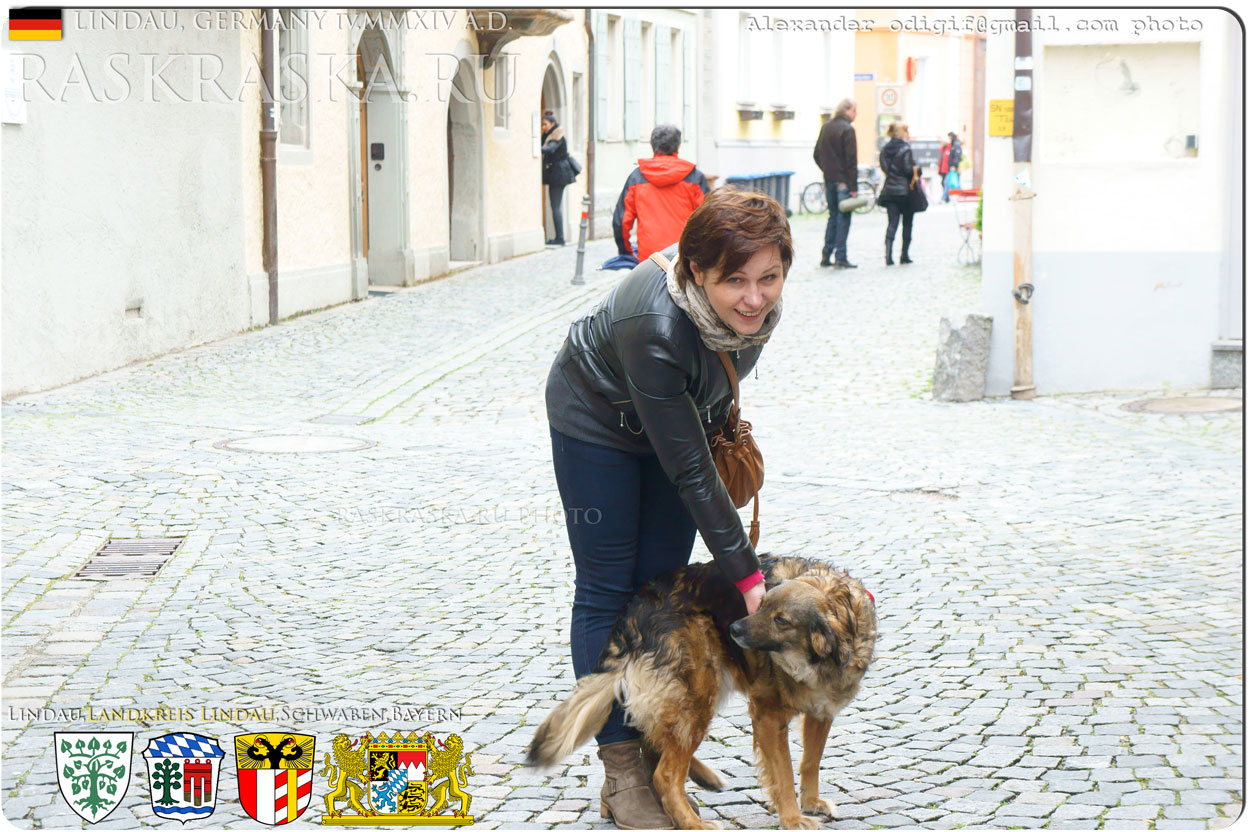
xmin=584 ymin=8 xmax=595 ymax=239
xmin=1009 ymin=7 xmax=1036 ymax=400
xmin=261 ymin=10 xmax=279 ymax=326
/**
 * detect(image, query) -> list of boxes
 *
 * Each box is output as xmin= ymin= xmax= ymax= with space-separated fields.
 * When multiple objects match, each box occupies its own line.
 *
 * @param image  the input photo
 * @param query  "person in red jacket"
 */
xmin=612 ymin=124 xmax=710 ymax=261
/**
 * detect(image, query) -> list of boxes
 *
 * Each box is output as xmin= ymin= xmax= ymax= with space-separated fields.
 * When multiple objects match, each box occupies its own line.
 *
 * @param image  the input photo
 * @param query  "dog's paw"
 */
xmin=800 ymin=796 xmax=836 ymax=817
xmin=778 ymin=813 xmax=822 ymax=830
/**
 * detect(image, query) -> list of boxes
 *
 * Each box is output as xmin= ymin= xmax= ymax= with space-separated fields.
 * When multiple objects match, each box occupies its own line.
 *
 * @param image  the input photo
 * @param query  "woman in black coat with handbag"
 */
xmin=541 ymin=111 xmax=578 ymax=246
xmin=877 ymin=121 xmax=920 ymax=265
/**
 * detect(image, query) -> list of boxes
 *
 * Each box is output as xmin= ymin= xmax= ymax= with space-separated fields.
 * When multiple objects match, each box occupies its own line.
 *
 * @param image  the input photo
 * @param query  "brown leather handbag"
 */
xmin=648 ymin=251 xmax=764 ymax=547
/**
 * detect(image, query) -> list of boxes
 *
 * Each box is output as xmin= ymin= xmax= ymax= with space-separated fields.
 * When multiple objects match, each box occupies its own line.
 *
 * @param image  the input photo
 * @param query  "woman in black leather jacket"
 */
xmin=877 ymin=121 xmax=920 ymax=265
xmin=545 ymin=189 xmax=792 ymax=828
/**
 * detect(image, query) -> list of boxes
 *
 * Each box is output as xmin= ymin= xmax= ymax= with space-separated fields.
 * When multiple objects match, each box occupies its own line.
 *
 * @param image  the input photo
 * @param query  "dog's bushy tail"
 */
xmin=526 ymin=669 xmax=620 ymax=768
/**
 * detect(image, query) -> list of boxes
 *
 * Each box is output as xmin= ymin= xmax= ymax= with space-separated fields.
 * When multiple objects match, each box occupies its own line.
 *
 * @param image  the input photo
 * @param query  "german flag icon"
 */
xmin=9 ymin=8 xmax=62 ymax=40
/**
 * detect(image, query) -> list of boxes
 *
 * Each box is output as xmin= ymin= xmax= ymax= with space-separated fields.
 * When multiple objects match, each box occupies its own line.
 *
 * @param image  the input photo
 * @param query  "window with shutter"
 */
xmin=655 ymin=24 xmax=670 ymax=126
xmin=278 ymin=9 xmax=310 ymax=148
xmin=683 ymin=29 xmax=695 ymax=138
xmin=624 ymin=18 xmax=641 ymax=142
xmin=595 ymin=12 xmax=608 ymax=141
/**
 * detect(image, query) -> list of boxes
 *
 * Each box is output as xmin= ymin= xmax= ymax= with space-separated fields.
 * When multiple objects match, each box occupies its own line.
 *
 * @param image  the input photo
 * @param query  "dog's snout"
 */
xmin=729 ymin=619 xmax=745 ymax=640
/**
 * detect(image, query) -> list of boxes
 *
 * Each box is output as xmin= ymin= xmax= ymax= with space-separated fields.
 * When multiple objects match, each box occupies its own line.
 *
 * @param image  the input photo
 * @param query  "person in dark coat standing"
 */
xmin=877 ymin=121 xmax=919 ymax=266
xmin=813 ymin=98 xmax=859 ymax=268
xmin=542 ymin=111 xmax=577 ymax=246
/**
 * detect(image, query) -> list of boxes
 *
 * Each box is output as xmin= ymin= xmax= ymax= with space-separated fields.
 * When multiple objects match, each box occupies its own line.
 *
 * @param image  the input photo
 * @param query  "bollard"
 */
xmin=572 ymin=194 xmax=590 ymax=285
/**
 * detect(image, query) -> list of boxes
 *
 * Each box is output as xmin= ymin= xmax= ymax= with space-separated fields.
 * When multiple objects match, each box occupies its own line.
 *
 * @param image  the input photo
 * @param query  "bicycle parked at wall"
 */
xmin=800 ymin=167 xmax=883 ymax=215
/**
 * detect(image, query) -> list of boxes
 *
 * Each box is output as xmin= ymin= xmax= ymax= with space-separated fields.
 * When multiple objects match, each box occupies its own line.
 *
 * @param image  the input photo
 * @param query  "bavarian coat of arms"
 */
xmin=142 ymin=732 xmax=225 ymax=822
xmin=235 ymin=732 xmax=316 ymax=825
xmin=320 ymin=731 xmax=474 ymax=825
xmin=55 ymin=731 xmax=134 ymax=824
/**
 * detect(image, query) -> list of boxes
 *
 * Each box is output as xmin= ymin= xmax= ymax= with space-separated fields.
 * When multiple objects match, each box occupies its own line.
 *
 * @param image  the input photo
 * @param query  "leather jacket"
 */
xmin=813 ymin=114 xmax=858 ymax=188
xmin=879 ymin=138 xmax=915 ymax=198
xmin=547 ymin=248 xmax=763 ymax=584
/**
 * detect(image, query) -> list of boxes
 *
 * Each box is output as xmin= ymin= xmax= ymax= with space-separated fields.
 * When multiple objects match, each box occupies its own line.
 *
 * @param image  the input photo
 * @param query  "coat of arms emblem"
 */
xmin=235 ymin=732 xmax=316 ymax=825
xmin=55 ymin=731 xmax=134 ymax=824
xmin=142 ymin=732 xmax=225 ymax=822
xmin=320 ymin=731 xmax=475 ymax=825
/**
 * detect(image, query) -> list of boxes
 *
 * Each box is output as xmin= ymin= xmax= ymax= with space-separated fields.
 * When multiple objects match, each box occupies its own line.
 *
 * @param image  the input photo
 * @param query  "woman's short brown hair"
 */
xmin=675 ymin=188 xmax=793 ymax=289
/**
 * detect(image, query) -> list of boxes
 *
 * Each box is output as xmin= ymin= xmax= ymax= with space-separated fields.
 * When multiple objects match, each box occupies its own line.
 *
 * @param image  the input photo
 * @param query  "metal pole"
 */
xmin=1010 ymin=7 xmax=1036 ymax=400
xmin=572 ymin=194 xmax=590 ymax=285
xmin=584 ymin=9 xmax=595 ymax=240
xmin=260 ymin=10 xmax=279 ymax=326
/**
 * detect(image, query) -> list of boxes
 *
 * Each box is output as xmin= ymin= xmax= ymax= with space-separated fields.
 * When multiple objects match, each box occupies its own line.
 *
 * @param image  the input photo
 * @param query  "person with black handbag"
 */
xmin=876 ymin=121 xmax=922 ymax=266
xmin=541 ymin=111 xmax=578 ymax=246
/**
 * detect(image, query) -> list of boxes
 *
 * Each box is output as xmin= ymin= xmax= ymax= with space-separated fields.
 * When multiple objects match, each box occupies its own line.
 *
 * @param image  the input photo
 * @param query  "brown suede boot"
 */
xmin=598 ymin=740 xmax=674 ymax=830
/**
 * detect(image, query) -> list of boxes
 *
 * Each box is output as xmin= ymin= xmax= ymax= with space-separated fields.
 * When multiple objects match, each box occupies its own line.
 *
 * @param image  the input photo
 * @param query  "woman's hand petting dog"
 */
xmin=742 ymin=581 xmax=765 ymax=614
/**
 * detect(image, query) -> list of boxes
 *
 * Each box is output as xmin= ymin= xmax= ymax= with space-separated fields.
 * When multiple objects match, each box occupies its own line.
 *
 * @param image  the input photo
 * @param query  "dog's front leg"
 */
xmin=798 ymin=714 xmax=835 ymax=817
xmin=750 ymin=706 xmax=817 ymax=829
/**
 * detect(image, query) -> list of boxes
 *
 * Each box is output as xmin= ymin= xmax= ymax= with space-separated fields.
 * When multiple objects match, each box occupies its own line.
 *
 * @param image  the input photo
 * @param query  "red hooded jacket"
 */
xmin=616 ymin=155 xmax=709 ymax=260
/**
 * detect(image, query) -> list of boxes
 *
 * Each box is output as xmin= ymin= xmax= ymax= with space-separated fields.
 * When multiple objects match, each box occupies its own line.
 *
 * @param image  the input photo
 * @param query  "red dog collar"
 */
xmin=864 ymin=588 xmax=875 ymax=604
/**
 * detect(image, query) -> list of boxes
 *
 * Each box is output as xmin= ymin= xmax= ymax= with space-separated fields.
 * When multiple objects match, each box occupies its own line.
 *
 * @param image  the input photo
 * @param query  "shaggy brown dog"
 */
xmin=527 ymin=554 xmax=876 ymax=829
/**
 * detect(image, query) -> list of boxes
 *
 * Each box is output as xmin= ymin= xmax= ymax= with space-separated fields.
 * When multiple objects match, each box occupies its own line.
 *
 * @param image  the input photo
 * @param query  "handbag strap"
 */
xmin=648 ymin=251 xmax=671 ymax=271
xmin=716 ymin=351 xmax=740 ymax=409
xmin=748 ymin=495 xmax=760 ymax=547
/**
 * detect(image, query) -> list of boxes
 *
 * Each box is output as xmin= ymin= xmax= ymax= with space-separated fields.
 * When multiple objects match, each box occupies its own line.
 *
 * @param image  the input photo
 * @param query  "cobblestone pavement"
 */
xmin=3 ymin=205 xmax=1242 ymax=830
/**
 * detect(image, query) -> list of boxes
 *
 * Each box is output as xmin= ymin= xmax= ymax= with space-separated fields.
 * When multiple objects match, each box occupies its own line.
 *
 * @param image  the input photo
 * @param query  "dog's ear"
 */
xmin=809 ymin=617 xmax=842 ymax=666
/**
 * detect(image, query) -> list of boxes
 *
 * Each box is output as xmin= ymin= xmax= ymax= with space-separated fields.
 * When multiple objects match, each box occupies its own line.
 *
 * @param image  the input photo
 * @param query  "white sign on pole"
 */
xmin=877 ymin=84 xmax=902 ymax=115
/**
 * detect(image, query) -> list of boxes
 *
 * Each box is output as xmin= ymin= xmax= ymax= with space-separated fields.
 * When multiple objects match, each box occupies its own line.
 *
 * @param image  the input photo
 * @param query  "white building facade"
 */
xmin=699 ymin=10 xmax=858 ymax=213
xmin=584 ymin=8 xmax=701 ymax=238
xmin=981 ymin=8 xmax=1242 ymax=395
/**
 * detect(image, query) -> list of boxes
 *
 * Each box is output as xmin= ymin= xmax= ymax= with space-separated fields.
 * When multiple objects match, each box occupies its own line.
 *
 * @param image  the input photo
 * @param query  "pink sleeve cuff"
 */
xmin=734 ymin=570 xmax=765 ymax=594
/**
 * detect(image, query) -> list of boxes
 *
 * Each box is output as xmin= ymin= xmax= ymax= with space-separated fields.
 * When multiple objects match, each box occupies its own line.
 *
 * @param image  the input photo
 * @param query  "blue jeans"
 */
xmin=822 ymin=182 xmax=852 ymax=263
xmin=549 ymin=427 xmax=698 ymax=744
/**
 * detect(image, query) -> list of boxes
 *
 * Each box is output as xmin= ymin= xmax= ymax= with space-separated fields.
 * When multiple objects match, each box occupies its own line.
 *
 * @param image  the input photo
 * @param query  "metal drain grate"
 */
xmin=75 ymin=538 xmax=183 ymax=579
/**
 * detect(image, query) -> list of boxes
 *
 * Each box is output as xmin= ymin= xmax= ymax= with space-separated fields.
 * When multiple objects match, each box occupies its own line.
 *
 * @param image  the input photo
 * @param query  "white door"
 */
xmin=366 ymin=90 xmax=405 ymax=285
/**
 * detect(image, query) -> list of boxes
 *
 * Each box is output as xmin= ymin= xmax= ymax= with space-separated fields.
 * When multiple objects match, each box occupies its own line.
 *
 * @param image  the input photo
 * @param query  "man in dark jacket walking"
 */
xmin=612 ymin=124 xmax=710 ymax=260
xmin=813 ymin=98 xmax=859 ymax=268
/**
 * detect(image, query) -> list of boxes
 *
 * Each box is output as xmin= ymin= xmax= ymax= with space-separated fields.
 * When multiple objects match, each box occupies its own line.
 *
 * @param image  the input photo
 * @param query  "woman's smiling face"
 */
xmin=691 ymin=245 xmax=785 ymax=336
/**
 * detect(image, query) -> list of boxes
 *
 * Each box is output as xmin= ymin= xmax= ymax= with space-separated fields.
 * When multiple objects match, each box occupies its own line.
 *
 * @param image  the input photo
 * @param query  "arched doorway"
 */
xmin=354 ymin=25 xmax=408 ymax=286
xmin=447 ymin=59 xmax=483 ymax=265
xmin=540 ymin=58 xmax=567 ymax=245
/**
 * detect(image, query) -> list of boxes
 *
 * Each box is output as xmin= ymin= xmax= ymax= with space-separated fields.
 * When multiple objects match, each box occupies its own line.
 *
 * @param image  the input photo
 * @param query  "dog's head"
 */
xmin=729 ymin=574 xmax=875 ymax=684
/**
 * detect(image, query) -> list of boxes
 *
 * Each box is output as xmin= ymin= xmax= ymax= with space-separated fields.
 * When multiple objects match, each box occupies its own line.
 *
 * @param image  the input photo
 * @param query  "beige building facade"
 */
xmin=4 ymin=9 xmax=585 ymax=397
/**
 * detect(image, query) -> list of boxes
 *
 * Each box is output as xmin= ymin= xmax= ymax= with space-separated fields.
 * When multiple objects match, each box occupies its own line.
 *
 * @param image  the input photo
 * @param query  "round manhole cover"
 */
xmin=1121 ymin=397 xmax=1242 ymax=414
xmin=213 ymin=435 xmax=375 ymax=453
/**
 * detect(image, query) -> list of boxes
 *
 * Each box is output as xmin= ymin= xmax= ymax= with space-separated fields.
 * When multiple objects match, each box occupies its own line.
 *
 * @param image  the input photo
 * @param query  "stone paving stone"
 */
xmin=1 ymin=213 xmax=1241 ymax=830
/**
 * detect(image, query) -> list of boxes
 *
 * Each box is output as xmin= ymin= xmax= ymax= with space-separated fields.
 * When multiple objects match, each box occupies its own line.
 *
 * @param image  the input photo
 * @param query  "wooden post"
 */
xmin=1010 ymin=9 xmax=1036 ymax=400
